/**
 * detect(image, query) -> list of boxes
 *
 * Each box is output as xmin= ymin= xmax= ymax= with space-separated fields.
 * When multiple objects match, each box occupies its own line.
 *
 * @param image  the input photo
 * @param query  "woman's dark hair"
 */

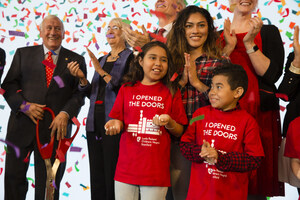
xmin=212 ymin=63 xmax=248 ymax=99
xmin=123 ymin=41 xmax=178 ymax=95
xmin=167 ymin=5 xmax=223 ymax=73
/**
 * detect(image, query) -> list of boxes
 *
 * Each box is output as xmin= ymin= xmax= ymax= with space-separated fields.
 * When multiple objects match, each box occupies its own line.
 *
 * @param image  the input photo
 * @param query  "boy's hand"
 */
xmin=152 ymin=114 xmax=171 ymax=127
xmin=200 ymin=140 xmax=218 ymax=164
xmin=104 ymin=119 xmax=123 ymax=136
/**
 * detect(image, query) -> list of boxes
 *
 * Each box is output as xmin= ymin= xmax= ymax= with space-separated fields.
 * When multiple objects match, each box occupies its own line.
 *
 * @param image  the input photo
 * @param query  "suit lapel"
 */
xmin=48 ymin=47 xmax=67 ymax=89
xmin=38 ymin=45 xmax=48 ymax=89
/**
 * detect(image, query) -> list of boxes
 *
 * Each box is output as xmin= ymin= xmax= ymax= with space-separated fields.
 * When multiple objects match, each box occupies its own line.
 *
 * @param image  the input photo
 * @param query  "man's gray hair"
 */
xmin=40 ymin=15 xmax=64 ymax=32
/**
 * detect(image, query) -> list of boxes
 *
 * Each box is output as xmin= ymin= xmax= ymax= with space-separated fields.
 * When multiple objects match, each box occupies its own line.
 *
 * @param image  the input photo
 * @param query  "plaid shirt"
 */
xmin=181 ymin=55 xmax=229 ymax=120
xmin=179 ymin=142 xmax=262 ymax=172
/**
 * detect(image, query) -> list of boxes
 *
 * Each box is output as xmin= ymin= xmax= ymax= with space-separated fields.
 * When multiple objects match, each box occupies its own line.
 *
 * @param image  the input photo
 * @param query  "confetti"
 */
xmin=65 ymin=182 xmax=71 ymax=188
xmin=0 ymin=139 xmax=20 ymax=158
xmin=70 ymin=146 xmax=82 ymax=152
xmin=53 ymin=76 xmax=65 ymax=88
xmin=275 ymin=93 xmax=289 ymax=101
xmin=189 ymin=115 xmax=205 ymax=125
xmin=42 ymin=60 xmax=56 ymax=70
xmin=95 ymin=100 xmax=103 ymax=104
xmin=170 ymin=72 xmax=178 ymax=82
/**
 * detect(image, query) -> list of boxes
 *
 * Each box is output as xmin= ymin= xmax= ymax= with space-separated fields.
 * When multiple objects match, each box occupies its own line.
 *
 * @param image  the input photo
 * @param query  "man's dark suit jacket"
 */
xmin=2 ymin=44 xmax=87 ymax=199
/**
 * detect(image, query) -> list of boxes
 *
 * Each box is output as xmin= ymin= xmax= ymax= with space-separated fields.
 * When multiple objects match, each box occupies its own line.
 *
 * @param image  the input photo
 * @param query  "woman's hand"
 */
xmin=293 ymin=26 xmax=300 ymax=68
xmin=185 ymin=53 xmax=209 ymax=93
xmin=86 ymin=47 xmax=104 ymax=75
xmin=104 ymin=119 xmax=123 ymax=136
xmin=179 ymin=54 xmax=189 ymax=87
xmin=223 ymin=18 xmax=237 ymax=56
xmin=243 ymin=17 xmax=263 ymax=50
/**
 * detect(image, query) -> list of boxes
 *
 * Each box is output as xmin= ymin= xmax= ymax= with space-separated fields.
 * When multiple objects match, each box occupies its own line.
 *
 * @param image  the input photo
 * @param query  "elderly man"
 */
xmin=124 ymin=0 xmax=186 ymax=47
xmin=2 ymin=15 xmax=86 ymax=199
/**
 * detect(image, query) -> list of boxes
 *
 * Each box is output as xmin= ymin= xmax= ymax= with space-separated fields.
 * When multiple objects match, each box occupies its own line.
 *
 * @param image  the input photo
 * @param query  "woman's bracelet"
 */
xmin=289 ymin=62 xmax=300 ymax=75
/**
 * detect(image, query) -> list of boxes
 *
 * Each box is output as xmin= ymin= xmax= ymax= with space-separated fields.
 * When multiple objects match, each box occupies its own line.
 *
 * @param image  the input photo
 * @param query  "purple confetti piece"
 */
xmin=70 ymin=146 xmax=82 ymax=152
xmin=106 ymin=34 xmax=115 ymax=38
xmin=0 ymin=66 xmax=3 ymax=70
xmin=0 ymin=139 xmax=20 ymax=158
xmin=75 ymin=160 xmax=79 ymax=165
xmin=95 ymin=42 xmax=99 ymax=50
xmin=41 ymin=143 xmax=48 ymax=149
xmin=53 ymin=76 xmax=65 ymax=88
xmin=8 ymin=30 xmax=25 ymax=37
xmin=95 ymin=136 xmax=102 ymax=140
xmin=52 ymin=180 xmax=57 ymax=190
xmin=20 ymin=103 xmax=30 ymax=113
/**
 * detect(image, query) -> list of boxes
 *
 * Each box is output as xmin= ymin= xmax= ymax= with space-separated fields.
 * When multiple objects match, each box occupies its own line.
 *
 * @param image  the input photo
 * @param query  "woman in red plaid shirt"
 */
xmin=166 ymin=5 xmax=229 ymax=200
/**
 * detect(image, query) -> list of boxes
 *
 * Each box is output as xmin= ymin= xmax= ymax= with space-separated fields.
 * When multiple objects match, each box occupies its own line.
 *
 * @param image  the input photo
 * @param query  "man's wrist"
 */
xmin=60 ymin=111 xmax=70 ymax=119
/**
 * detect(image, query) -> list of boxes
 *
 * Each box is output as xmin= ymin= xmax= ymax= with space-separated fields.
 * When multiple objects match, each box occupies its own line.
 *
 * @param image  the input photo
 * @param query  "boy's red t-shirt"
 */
xmin=285 ymin=116 xmax=300 ymax=160
xmin=109 ymin=81 xmax=188 ymax=186
xmin=181 ymin=105 xmax=264 ymax=200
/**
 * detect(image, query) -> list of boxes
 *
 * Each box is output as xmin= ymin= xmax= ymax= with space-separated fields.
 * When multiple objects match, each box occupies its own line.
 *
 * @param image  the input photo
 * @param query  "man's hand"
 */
xmin=123 ymin=25 xmax=150 ymax=48
xmin=21 ymin=102 xmax=46 ymax=124
xmin=49 ymin=112 xmax=69 ymax=140
xmin=67 ymin=61 xmax=85 ymax=79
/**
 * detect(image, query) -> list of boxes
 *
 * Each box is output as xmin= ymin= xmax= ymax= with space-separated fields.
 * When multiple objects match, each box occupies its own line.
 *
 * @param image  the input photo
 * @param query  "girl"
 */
xmin=105 ymin=41 xmax=188 ymax=200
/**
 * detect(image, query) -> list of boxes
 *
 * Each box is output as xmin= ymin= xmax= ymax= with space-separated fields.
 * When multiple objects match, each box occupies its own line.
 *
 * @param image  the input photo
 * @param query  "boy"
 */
xmin=179 ymin=63 xmax=264 ymax=200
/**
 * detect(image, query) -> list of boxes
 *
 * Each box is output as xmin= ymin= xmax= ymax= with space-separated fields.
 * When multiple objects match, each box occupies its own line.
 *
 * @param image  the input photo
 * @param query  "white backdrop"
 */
xmin=0 ymin=0 xmax=299 ymax=199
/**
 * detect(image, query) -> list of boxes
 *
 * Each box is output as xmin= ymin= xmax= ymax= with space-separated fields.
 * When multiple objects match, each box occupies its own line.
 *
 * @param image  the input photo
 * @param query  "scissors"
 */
xmin=36 ymin=107 xmax=80 ymax=200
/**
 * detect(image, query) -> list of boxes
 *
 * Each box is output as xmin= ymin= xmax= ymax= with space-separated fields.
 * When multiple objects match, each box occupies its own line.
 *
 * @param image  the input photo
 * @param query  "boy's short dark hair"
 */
xmin=212 ymin=63 xmax=248 ymax=99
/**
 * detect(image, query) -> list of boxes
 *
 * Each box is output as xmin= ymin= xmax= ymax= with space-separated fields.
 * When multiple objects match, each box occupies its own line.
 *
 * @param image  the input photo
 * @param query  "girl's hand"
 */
xmin=200 ymin=140 xmax=218 ymax=164
xmin=104 ymin=119 xmax=123 ymax=136
xmin=293 ymin=26 xmax=300 ymax=68
xmin=152 ymin=114 xmax=171 ymax=127
xmin=67 ymin=61 xmax=85 ymax=79
xmin=243 ymin=17 xmax=263 ymax=49
xmin=223 ymin=18 xmax=237 ymax=56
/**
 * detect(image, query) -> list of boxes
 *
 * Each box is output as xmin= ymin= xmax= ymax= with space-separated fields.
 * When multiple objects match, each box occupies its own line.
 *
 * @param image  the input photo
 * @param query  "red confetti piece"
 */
xmin=95 ymin=100 xmax=103 ymax=104
xmin=42 ymin=60 xmax=56 ymax=70
xmin=0 ymin=167 xmax=3 ymax=175
xmin=72 ymin=116 xmax=81 ymax=127
xmin=134 ymin=46 xmax=142 ymax=52
xmin=149 ymin=9 xmax=167 ymax=19
xmin=67 ymin=167 xmax=72 ymax=173
xmin=0 ymin=88 xmax=5 ymax=95
xmin=280 ymin=105 xmax=286 ymax=112
xmin=149 ymin=32 xmax=167 ymax=43
xmin=65 ymin=182 xmax=71 ymax=188
xmin=275 ymin=93 xmax=289 ymax=101
xmin=112 ymin=3 xmax=116 ymax=10
xmin=170 ymin=72 xmax=178 ymax=82
xmin=23 ymin=151 xmax=30 ymax=163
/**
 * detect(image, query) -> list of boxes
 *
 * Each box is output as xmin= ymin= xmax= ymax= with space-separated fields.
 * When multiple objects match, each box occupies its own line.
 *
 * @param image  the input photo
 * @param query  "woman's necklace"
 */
xmin=110 ymin=55 xmax=119 ymax=60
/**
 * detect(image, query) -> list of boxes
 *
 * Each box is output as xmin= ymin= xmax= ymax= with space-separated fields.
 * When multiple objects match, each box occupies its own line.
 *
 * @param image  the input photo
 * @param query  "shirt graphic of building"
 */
xmin=127 ymin=110 xmax=162 ymax=136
